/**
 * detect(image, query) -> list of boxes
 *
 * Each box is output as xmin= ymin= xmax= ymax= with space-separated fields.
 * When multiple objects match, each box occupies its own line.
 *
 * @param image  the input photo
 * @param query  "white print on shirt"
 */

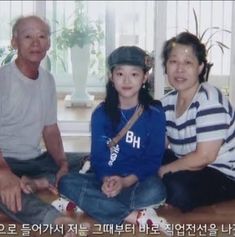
xmin=126 ymin=131 xmax=140 ymax=148
xmin=108 ymin=143 xmax=120 ymax=167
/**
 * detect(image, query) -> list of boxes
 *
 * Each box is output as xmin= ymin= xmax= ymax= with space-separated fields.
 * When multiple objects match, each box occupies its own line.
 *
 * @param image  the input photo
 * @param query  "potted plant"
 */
xmin=0 ymin=46 xmax=16 ymax=65
xmin=188 ymin=8 xmax=231 ymax=81
xmin=56 ymin=1 xmax=104 ymax=107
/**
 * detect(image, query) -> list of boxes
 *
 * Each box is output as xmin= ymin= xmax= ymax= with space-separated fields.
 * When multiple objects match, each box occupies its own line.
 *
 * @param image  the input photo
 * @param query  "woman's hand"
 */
xmin=159 ymin=139 xmax=223 ymax=178
xmin=158 ymin=165 xmax=172 ymax=178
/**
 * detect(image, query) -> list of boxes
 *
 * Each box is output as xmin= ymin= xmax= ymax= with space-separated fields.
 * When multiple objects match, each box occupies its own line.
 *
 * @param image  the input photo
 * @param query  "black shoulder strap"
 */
xmin=107 ymin=105 xmax=144 ymax=148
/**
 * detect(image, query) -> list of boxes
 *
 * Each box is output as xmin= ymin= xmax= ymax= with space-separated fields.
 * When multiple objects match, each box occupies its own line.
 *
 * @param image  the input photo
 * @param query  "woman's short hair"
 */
xmin=161 ymin=32 xmax=208 ymax=83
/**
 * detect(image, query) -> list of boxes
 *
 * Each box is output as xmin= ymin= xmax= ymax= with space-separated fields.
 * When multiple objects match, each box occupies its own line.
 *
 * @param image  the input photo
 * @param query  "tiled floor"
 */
xmin=56 ymin=98 xmax=235 ymax=237
xmin=6 ymin=98 xmax=229 ymax=237
xmin=2 ymin=194 xmax=235 ymax=237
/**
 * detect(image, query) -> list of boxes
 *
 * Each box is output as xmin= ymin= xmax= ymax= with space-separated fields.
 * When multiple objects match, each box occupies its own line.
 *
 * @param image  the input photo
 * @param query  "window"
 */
xmin=0 ymin=1 xmax=234 ymax=113
xmin=165 ymin=1 xmax=232 ymax=93
xmin=45 ymin=1 xmax=106 ymax=95
xmin=0 ymin=1 xmax=35 ymax=62
xmin=44 ymin=1 xmax=155 ymax=96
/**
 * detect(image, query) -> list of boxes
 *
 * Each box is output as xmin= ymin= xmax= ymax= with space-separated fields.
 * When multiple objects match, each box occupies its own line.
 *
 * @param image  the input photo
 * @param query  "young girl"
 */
xmin=59 ymin=46 xmax=168 ymax=232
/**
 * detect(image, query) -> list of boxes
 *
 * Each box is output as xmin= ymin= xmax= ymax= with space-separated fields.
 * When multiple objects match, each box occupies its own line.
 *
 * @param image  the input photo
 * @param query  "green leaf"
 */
xmin=55 ymin=9 xmax=104 ymax=50
xmin=193 ymin=8 xmax=199 ymax=37
xmin=1 ymin=51 xmax=15 ymax=65
xmin=190 ymin=9 xmax=231 ymax=55
xmin=216 ymin=41 xmax=229 ymax=49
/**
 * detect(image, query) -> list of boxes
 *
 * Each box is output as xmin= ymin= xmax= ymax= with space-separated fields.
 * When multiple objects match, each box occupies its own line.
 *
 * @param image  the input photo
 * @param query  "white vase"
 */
xmin=67 ymin=44 xmax=94 ymax=107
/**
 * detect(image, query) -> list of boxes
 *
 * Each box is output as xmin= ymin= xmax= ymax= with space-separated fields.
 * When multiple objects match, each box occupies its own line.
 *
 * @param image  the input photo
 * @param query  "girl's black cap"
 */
xmin=107 ymin=46 xmax=153 ymax=71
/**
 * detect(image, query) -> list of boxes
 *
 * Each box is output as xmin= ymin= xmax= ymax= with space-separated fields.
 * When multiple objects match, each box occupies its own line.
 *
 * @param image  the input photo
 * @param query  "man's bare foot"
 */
xmin=20 ymin=176 xmax=50 ymax=193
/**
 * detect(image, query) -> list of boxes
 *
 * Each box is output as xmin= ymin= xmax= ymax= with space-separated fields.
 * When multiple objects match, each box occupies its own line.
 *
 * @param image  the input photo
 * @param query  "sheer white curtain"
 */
xmin=45 ymin=1 xmax=155 ymax=94
xmin=0 ymin=1 xmax=35 ymax=60
xmin=168 ymin=1 xmax=232 ymax=92
xmin=154 ymin=1 xmax=232 ymax=100
xmin=0 ymin=1 xmax=233 ymax=100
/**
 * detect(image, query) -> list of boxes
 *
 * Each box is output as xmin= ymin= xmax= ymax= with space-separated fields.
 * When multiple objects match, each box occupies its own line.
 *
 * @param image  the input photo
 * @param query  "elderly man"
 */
xmin=0 ymin=15 xmax=82 ymax=227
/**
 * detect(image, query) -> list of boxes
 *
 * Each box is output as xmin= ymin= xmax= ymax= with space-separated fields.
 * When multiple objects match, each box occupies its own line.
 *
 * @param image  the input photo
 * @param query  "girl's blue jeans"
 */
xmin=59 ymin=172 xmax=166 ymax=225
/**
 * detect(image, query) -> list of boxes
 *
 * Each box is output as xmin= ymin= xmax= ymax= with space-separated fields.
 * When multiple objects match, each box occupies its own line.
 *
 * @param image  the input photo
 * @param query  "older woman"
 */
xmin=160 ymin=31 xmax=235 ymax=212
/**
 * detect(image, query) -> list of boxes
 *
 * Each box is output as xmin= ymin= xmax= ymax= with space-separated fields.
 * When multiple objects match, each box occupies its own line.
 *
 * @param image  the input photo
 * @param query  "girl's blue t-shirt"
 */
xmin=90 ymin=102 xmax=166 ymax=182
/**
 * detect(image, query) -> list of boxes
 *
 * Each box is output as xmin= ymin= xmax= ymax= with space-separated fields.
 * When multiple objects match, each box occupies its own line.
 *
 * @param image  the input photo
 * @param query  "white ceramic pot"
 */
xmin=69 ymin=44 xmax=94 ymax=106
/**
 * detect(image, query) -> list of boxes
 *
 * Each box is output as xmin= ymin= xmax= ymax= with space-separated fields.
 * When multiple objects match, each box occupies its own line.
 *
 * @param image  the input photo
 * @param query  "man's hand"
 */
xmin=55 ymin=160 xmax=69 ymax=187
xmin=43 ymin=124 xmax=69 ymax=187
xmin=0 ymin=169 xmax=22 ymax=213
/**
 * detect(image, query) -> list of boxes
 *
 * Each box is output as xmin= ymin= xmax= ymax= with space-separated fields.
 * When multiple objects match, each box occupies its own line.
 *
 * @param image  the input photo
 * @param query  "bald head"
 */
xmin=12 ymin=15 xmax=51 ymax=38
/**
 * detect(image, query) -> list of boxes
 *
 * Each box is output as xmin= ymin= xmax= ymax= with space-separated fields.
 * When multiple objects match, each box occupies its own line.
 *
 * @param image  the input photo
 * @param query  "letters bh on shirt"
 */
xmin=126 ymin=131 xmax=140 ymax=149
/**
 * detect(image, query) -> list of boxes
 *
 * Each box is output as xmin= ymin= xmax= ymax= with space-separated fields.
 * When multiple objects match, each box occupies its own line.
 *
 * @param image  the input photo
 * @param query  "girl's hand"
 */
xmin=101 ymin=176 xmax=112 ymax=196
xmin=102 ymin=176 xmax=123 ymax=198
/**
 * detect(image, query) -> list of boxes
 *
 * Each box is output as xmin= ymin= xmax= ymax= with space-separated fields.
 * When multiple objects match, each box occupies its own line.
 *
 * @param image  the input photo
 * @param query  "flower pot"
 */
xmin=65 ymin=44 xmax=94 ymax=107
